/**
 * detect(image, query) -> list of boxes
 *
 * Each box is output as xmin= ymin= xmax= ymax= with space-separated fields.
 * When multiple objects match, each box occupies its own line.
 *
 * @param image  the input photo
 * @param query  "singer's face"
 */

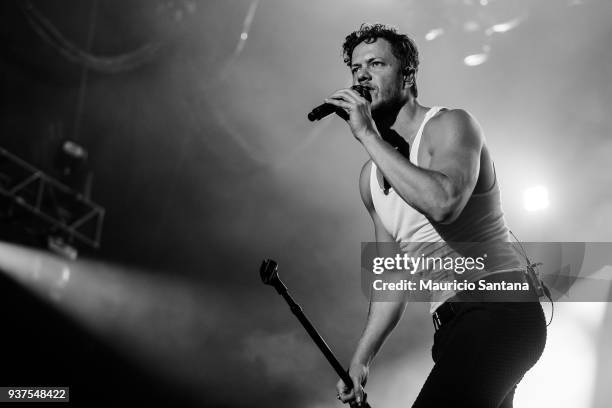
xmin=350 ymin=38 xmax=406 ymax=113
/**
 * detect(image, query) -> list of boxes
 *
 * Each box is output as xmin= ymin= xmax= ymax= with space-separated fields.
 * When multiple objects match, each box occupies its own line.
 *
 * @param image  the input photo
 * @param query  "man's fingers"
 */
xmin=338 ymin=387 xmax=355 ymax=403
xmin=346 ymin=88 xmax=369 ymax=102
xmin=336 ymin=379 xmax=355 ymax=404
xmin=339 ymin=88 xmax=370 ymax=104
xmin=335 ymin=377 xmax=365 ymax=405
xmin=335 ymin=379 xmax=346 ymax=396
xmin=339 ymin=390 xmax=355 ymax=404
xmin=324 ymin=98 xmax=351 ymax=111
xmin=336 ymin=380 xmax=355 ymax=403
xmin=327 ymin=88 xmax=363 ymax=104
xmin=351 ymin=375 xmax=364 ymax=405
xmin=335 ymin=89 xmax=360 ymax=104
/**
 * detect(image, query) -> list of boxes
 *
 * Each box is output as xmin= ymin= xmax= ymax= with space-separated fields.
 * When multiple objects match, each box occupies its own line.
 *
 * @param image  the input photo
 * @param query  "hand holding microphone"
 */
xmin=311 ymin=85 xmax=378 ymax=142
xmin=308 ymin=85 xmax=372 ymax=121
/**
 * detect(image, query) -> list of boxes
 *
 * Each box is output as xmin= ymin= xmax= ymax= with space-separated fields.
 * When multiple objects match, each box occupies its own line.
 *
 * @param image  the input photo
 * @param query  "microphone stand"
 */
xmin=260 ymin=259 xmax=372 ymax=408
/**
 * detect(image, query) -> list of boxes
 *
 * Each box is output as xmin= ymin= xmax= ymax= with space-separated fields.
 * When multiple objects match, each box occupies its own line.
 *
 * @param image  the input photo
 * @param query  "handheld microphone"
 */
xmin=308 ymin=85 xmax=372 ymax=122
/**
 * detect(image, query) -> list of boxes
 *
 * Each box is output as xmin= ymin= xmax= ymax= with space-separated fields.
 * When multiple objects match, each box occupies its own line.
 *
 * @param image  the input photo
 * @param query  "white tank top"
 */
xmin=369 ymin=107 xmax=522 ymax=312
xmin=370 ymin=107 xmax=444 ymax=242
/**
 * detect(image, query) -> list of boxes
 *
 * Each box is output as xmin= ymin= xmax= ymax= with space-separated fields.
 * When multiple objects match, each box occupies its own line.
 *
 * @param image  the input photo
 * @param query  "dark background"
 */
xmin=1 ymin=0 xmax=611 ymax=406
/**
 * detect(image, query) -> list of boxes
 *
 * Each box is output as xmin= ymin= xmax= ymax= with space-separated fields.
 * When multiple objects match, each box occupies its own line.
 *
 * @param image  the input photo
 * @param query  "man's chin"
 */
xmin=371 ymin=101 xmax=389 ymax=116
xmin=371 ymin=102 xmax=401 ymax=124
xmin=370 ymin=102 xmax=383 ymax=116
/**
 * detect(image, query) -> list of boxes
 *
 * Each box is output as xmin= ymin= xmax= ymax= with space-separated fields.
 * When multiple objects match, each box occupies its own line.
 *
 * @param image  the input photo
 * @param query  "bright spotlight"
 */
xmin=425 ymin=28 xmax=444 ymax=41
xmin=523 ymin=186 xmax=550 ymax=212
xmin=463 ymin=53 xmax=488 ymax=66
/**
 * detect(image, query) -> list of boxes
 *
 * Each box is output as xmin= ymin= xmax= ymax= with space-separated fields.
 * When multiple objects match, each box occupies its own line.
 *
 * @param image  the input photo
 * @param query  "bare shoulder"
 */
xmin=429 ymin=108 xmax=479 ymax=128
xmin=425 ymin=108 xmax=484 ymax=148
xmin=359 ymin=160 xmax=374 ymax=212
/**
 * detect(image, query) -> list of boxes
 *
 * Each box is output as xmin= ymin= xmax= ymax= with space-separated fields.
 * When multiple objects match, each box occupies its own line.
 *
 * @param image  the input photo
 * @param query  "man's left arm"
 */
xmin=361 ymin=109 xmax=483 ymax=224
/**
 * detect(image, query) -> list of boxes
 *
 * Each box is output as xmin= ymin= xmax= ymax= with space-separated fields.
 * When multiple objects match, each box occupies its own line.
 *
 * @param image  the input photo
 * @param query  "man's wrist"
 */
xmin=357 ymin=128 xmax=381 ymax=145
xmin=350 ymin=357 xmax=371 ymax=369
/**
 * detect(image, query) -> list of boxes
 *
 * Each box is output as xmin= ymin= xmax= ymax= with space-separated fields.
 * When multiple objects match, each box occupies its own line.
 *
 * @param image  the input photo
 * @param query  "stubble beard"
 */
xmin=371 ymin=93 xmax=404 ymax=129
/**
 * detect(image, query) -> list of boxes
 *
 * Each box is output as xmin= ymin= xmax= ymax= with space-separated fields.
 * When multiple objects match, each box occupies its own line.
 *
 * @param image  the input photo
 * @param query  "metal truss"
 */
xmin=0 ymin=147 xmax=104 ymax=249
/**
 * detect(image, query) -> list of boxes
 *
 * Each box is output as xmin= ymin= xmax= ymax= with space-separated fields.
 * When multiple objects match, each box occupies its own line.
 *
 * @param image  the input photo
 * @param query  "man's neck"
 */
xmin=375 ymin=98 xmax=427 ymax=147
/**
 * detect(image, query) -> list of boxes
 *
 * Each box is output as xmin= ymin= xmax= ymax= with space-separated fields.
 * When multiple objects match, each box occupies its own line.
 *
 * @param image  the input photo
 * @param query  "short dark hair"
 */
xmin=342 ymin=23 xmax=419 ymax=97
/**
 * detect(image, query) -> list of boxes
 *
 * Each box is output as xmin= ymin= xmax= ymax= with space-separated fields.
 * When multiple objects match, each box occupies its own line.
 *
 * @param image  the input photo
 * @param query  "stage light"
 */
xmin=48 ymin=235 xmax=78 ymax=261
xmin=425 ymin=28 xmax=444 ymax=41
xmin=464 ymin=53 xmax=488 ymax=66
xmin=56 ymin=139 xmax=88 ymax=177
xmin=523 ymin=186 xmax=550 ymax=212
xmin=485 ymin=17 xmax=523 ymax=36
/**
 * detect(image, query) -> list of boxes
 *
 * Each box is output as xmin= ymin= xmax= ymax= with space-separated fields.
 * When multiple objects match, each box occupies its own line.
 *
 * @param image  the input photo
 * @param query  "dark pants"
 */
xmin=412 ymin=301 xmax=547 ymax=408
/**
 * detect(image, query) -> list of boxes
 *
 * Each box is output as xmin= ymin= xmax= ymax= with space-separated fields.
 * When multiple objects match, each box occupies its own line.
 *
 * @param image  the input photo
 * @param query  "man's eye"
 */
xmin=372 ymin=61 xmax=383 ymax=66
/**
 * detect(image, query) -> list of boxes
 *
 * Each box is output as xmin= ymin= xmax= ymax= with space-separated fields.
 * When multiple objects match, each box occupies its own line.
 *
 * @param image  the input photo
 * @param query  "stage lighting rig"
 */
xmin=0 ymin=147 xmax=104 ymax=259
xmin=56 ymin=139 xmax=88 ymax=177
xmin=54 ymin=139 xmax=93 ymax=200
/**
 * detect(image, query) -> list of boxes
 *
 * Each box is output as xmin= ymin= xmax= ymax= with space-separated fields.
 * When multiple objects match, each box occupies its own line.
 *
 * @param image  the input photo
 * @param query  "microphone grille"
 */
xmin=351 ymin=85 xmax=372 ymax=102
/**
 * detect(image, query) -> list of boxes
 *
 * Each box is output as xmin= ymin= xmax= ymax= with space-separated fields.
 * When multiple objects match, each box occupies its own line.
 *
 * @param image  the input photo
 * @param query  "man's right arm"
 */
xmin=354 ymin=161 xmax=408 ymax=366
xmin=337 ymin=161 xmax=408 ymax=406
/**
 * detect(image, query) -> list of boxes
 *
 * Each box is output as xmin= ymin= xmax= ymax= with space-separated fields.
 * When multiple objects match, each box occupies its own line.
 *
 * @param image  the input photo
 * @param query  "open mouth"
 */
xmin=358 ymin=84 xmax=375 ymax=94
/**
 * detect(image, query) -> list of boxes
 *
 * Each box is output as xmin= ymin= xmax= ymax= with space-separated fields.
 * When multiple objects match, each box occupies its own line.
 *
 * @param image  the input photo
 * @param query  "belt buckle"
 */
xmin=432 ymin=312 xmax=441 ymax=330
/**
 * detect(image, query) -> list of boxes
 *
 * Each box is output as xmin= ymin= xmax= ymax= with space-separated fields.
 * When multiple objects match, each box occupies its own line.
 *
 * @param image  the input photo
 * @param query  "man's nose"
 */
xmin=356 ymin=67 xmax=371 ymax=82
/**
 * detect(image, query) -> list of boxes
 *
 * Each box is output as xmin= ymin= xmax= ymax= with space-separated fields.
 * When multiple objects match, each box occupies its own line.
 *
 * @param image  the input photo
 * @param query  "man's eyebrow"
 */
xmin=351 ymin=57 xmax=380 ymax=68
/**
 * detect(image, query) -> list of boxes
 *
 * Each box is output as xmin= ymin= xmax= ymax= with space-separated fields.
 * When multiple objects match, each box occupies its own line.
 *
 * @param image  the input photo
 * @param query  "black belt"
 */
xmin=432 ymin=302 xmax=456 ymax=331
xmin=431 ymin=271 xmax=536 ymax=330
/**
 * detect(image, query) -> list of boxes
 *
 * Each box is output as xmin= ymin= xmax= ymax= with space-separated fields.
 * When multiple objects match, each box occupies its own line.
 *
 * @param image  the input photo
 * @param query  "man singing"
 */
xmin=325 ymin=23 xmax=547 ymax=407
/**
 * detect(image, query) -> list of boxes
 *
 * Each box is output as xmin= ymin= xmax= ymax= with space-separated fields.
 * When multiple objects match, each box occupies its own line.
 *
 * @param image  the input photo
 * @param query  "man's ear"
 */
xmin=403 ymin=68 xmax=414 ymax=88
